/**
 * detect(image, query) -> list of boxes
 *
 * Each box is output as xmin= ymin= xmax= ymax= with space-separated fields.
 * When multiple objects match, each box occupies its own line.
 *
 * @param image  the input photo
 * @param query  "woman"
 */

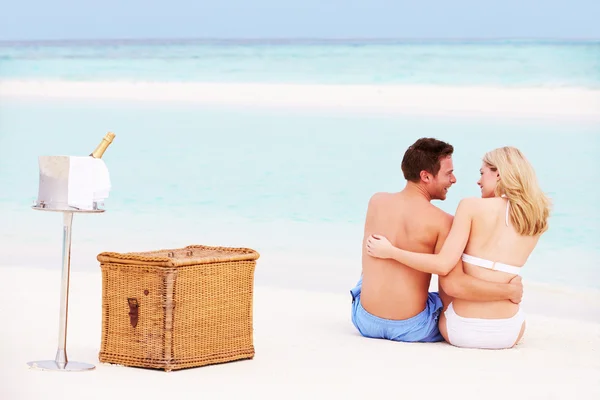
xmin=365 ymin=146 xmax=551 ymax=349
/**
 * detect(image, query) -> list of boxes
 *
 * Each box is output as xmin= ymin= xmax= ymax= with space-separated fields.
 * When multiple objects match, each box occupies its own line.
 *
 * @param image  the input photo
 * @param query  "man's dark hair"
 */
xmin=401 ymin=138 xmax=454 ymax=182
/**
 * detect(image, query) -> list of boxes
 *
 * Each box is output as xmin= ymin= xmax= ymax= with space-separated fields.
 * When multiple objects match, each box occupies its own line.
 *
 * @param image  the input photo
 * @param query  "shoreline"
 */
xmin=1 ymin=208 xmax=599 ymax=306
xmin=2 ymin=80 xmax=599 ymax=120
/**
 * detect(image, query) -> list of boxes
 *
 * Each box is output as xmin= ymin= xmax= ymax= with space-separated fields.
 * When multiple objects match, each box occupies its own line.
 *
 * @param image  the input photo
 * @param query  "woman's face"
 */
xmin=477 ymin=163 xmax=499 ymax=198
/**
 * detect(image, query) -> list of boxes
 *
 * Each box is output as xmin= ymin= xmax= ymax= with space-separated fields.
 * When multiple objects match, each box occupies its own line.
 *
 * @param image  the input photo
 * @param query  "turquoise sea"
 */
xmin=1 ymin=39 xmax=600 ymax=87
xmin=0 ymin=40 xmax=599 ymax=292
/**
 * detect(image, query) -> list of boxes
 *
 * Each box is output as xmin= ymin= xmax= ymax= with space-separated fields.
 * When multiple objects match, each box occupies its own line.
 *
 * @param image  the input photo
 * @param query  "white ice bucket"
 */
xmin=36 ymin=155 xmax=112 ymax=211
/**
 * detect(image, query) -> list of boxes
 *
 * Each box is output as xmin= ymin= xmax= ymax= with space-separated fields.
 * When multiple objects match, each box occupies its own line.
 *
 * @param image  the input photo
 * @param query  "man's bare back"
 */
xmin=349 ymin=138 xmax=457 ymax=343
xmin=360 ymin=190 xmax=451 ymax=320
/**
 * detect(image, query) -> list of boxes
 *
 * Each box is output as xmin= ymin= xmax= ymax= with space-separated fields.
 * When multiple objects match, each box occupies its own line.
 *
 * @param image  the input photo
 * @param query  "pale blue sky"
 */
xmin=1 ymin=0 xmax=598 ymax=41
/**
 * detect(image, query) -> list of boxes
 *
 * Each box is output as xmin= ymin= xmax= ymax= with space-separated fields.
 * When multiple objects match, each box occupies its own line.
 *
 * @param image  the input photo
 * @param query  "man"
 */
xmin=350 ymin=137 xmax=522 ymax=342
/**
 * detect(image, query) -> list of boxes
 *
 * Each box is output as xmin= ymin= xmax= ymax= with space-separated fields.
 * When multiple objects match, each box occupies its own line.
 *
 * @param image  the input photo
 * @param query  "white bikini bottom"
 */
xmin=445 ymin=302 xmax=526 ymax=350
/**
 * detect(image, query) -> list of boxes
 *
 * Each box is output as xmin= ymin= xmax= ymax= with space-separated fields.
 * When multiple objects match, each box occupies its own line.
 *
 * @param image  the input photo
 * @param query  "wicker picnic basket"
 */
xmin=97 ymin=244 xmax=259 ymax=371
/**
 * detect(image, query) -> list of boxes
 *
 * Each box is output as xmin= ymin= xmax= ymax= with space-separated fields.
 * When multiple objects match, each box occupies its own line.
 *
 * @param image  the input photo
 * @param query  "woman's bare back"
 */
xmin=453 ymin=196 xmax=541 ymax=318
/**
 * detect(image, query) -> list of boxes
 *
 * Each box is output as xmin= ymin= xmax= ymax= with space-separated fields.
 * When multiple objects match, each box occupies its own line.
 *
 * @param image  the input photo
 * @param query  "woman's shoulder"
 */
xmin=457 ymin=196 xmax=483 ymax=208
xmin=457 ymin=197 xmax=505 ymax=213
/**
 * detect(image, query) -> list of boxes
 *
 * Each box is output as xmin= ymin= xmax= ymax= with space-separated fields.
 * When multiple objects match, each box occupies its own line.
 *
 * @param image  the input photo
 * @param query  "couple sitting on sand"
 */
xmin=350 ymin=137 xmax=551 ymax=349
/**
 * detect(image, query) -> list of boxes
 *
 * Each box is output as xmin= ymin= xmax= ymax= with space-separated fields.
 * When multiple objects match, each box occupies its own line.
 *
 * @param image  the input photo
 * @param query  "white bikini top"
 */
xmin=461 ymin=254 xmax=522 ymax=275
xmin=461 ymin=198 xmax=522 ymax=276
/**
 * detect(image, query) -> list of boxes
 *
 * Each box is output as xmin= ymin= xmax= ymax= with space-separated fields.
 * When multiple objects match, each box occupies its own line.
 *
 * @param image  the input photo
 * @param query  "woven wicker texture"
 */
xmin=98 ymin=245 xmax=259 ymax=371
xmin=97 ymin=244 xmax=260 ymax=267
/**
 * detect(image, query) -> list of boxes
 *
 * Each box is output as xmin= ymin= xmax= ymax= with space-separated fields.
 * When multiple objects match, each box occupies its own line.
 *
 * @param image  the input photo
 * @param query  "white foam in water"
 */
xmin=1 ymin=80 xmax=600 ymax=119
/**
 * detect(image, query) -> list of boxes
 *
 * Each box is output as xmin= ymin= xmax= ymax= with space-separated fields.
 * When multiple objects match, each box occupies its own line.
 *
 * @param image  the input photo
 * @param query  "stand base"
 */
xmin=27 ymin=360 xmax=96 ymax=372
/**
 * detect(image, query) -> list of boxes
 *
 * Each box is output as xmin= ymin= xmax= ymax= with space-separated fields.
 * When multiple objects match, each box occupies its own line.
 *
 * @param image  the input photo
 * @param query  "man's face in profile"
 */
xmin=431 ymin=156 xmax=456 ymax=201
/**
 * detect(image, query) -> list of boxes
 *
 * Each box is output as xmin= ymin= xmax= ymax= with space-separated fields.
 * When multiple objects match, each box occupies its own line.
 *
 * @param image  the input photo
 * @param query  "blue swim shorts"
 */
xmin=349 ymin=276 xmax=444 ymax=343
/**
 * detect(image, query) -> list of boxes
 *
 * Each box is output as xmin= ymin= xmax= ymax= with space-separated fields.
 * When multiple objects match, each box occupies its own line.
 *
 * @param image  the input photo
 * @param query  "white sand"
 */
xmin=2 ymin=80 xmax=599 ymax=398
xmin=1 ymin=266 xmax=599 ymax=400
xmin=1 ymin=80 xmax=599 ymax=119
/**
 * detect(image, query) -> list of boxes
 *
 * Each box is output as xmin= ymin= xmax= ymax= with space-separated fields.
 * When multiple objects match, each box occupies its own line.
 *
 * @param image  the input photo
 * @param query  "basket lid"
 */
xmin=97 ymin=245 xmax=260 ymax=267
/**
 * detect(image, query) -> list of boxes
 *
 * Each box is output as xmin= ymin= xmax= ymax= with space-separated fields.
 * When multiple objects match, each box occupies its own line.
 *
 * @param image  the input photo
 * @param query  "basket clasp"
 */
xmin=127 ymin=298 xmax=139 ymax=328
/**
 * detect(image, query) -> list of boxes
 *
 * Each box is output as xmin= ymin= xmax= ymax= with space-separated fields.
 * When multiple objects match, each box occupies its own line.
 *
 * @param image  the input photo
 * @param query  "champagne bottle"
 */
xmin=90 ymin=132 xmax=116 ymax=158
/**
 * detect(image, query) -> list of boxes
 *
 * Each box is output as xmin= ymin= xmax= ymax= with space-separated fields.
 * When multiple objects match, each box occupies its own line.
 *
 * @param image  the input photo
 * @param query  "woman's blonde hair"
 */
xmin=483 ymin=146 xmax=551 ymax=236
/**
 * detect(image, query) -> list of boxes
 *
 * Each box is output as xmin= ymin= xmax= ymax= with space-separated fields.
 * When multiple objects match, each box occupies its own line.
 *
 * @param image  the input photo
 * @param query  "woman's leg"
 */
xmin=511 ymin=321 xmax=527 ymax=348
xmin=437 ymin=285 xmax=453 ymax=344
xmin=438 ymin=310 xmax=450 ymax=343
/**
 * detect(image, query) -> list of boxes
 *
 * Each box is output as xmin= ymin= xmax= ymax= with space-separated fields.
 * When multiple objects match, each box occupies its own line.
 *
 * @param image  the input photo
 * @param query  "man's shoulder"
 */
xmin=426 ymin=203 xmax=454 ymax=227
xmin=367 ymin=192 xmax=394 ymax=207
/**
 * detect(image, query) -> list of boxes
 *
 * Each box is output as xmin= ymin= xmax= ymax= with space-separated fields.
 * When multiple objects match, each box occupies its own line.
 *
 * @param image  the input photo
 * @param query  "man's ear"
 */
xmin=420 ymin=170 xmax=430 ymax=183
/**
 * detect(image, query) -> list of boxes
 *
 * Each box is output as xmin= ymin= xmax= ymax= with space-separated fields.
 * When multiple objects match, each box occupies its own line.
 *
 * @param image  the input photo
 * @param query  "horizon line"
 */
xmin=1 ymin=36 xmax=599 ymax=45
